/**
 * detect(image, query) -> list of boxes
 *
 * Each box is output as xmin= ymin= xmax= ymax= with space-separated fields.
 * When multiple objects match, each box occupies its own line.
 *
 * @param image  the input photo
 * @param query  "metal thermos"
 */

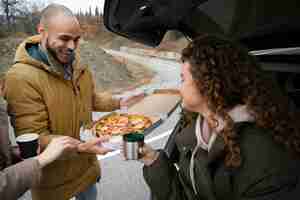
xmin=123 ymin=133 xmax=144 ymax=160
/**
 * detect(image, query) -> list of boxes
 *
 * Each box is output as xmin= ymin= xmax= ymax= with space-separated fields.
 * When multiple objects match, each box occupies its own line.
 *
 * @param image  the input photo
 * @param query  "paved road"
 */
xmin=17 ymin=49 xmax=181 ymax=200
xmin=103 ymin=49 xmax=181 ymax=93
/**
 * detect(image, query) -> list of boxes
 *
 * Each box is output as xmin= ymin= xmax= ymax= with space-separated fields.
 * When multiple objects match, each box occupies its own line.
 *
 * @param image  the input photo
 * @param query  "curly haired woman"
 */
xmin=140 ymin=35 xmax=300 ymax=200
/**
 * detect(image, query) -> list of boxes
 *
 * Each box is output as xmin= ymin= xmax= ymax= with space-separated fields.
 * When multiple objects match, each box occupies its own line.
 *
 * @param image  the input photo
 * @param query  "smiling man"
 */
xmin=34 ymin=5 xmax=81 ymax=81
xmin=4 ymin=3 xmax=138 ymax=200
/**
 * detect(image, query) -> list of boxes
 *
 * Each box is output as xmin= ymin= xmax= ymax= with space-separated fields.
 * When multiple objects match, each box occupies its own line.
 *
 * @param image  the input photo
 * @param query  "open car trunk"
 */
xmin=103 ymin=0 xmax=300 ymax=108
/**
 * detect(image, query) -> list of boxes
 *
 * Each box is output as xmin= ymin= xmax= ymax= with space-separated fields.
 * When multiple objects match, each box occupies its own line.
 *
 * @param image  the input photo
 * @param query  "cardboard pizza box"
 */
xmin=127 ymin=92 xmax=181 ymax=135
xmin=127 ymin=92 xmax=181 ymax=118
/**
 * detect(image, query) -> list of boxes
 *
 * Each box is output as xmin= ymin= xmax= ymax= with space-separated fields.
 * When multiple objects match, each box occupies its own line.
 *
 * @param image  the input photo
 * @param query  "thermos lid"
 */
xmin=123 ymin=133 xmax=144 ymax=142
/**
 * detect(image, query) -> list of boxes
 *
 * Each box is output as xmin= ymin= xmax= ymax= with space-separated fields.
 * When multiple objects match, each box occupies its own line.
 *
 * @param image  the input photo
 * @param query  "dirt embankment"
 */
xmin=79 ymin=39 xmax=154 ymax=93
xmin=0 ymin=36 xmax=25 ymax=74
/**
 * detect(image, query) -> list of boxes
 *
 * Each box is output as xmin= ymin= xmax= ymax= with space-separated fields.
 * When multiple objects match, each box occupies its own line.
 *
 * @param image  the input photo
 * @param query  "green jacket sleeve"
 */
xmin=238 ymin=172 xmax=299 ymax=200
xmin=234 ymin=125 xmax=300 ymax=200
xmin=143 ymin=151 xmax=190 ymax=200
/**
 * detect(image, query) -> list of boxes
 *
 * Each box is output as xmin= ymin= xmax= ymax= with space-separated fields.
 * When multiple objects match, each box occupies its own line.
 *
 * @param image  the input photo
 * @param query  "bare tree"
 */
xmin=89 ymin=5 xmax=92 ymax=17
xmin=95 ymin=6 xmax=99 ymax=17
xmin=3 ymin=0 xmax=52 ymax=33
xmin=16 ymin=0 xmax=51 ymax=33
xmin=1 ymin=0 xmax=19 ymax=29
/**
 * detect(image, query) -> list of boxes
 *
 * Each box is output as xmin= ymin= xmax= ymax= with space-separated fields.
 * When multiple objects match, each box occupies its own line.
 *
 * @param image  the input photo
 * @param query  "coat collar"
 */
xmin=175 ymin=120 xmax=197 ymax=152
xmin=177 ymin=117 xmax=252 ymax=166
xmin=207 ymin=122 xmax=254 ymax=166
xmin=196 ymin=105 xmax=254 ymax=164
xmin=207 ymin=135 xmax=226 ymax=165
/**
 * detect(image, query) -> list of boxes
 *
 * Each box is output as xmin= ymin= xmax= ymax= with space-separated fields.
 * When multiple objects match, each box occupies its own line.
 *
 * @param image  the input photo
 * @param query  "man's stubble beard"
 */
xmin=45 ymin=38 xmax=62 ymax=63
xmin=45 ymin=38 xmax=76 ymax=66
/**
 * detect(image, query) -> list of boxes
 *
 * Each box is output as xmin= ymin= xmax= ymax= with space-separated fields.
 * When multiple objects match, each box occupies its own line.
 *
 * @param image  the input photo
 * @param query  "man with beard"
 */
xmin=4 ymin=4 xmax=142 ymax=200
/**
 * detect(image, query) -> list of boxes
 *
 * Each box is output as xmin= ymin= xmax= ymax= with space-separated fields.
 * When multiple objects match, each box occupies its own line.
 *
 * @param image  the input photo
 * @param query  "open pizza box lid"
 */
xmin=127 ymin=91 xmax=181 ymax=124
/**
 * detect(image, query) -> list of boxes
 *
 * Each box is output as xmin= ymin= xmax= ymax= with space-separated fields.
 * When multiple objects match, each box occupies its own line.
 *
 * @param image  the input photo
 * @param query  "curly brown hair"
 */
xmin=181 ymin=35 xmax=300 ymax=168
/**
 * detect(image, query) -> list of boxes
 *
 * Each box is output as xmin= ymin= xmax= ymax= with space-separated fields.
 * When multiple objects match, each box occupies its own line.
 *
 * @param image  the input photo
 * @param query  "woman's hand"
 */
xmin=139 ymin=144 xmax=160 ymax=166
xmin=77 ymin=135 xmax=113 ymax=155
xmin=35 ymin=136 xmax=80 ymax=168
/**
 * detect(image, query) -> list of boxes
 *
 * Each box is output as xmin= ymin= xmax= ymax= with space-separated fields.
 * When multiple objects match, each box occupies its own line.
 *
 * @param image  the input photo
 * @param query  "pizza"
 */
xmin=92 ymin=113 xmax=152 ymax=136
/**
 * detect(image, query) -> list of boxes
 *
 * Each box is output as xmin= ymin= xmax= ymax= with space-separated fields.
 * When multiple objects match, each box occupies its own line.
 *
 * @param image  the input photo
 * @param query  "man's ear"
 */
xmin=37 ymin=23 xmax=44 ymax=34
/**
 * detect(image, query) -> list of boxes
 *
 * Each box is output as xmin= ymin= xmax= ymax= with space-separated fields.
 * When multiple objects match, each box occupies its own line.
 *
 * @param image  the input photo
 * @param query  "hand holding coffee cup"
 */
xmin=138 ymin=144 xmax=159 ymax=166
xmin=16 ymin=133 xmax=39 ymax=159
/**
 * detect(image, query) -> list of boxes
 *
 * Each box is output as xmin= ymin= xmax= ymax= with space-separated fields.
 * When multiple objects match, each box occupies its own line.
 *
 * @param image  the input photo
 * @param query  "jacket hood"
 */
xmin=14 ymin=35 xmax=86 ymax=79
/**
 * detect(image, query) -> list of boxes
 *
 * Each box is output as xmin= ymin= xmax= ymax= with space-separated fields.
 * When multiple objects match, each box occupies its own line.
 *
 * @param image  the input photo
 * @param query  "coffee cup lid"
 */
xmin=123 ymin=133 xmax=144 ymax=142
xmin=16 ymin=133 xmax=39 ymax=142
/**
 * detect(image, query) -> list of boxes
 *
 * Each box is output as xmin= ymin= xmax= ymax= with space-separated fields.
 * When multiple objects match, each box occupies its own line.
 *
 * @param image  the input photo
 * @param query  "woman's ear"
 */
xmin=208 ymin=115 xmax=220 ymax=129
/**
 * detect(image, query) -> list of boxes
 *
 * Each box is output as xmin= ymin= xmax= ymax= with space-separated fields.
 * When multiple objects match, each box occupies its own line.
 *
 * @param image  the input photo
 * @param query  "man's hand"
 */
xmin=120 ymin=93 xmax=145 ymax=109
xmin=78 ymin=135 xmax=113 ymax=155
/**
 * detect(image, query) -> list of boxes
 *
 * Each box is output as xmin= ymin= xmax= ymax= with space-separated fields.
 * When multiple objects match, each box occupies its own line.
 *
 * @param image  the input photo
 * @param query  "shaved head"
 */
xmin=40 ymin=4 xmax=76 ymax=29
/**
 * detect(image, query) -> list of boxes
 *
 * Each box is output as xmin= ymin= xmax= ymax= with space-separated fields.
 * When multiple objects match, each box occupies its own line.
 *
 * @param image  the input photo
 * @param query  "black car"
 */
xmin=103 ymin=0 xmax=300 ymax=109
